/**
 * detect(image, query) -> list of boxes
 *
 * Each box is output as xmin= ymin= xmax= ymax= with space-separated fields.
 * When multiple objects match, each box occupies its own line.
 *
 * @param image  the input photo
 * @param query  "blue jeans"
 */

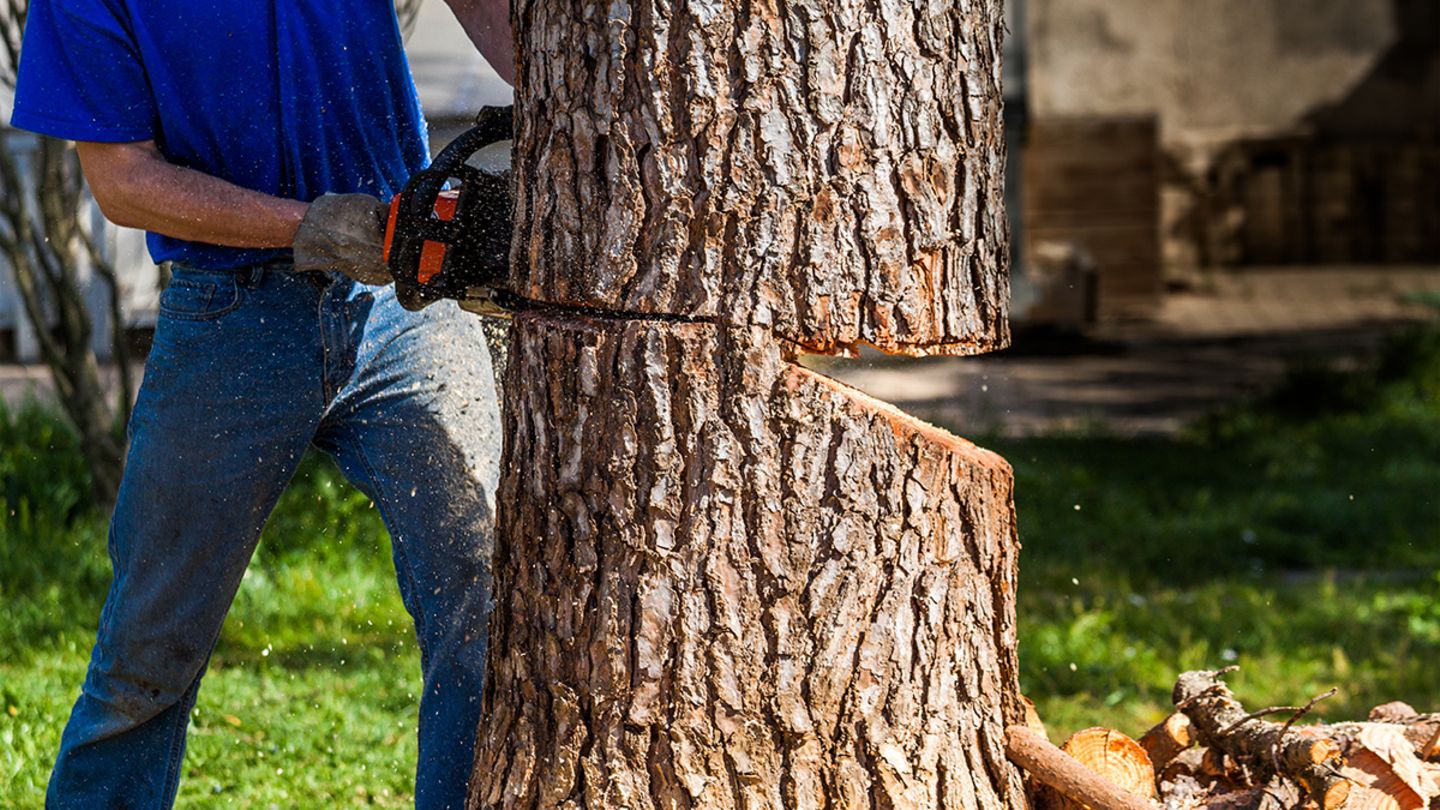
xmin=46 ymin=263 xmax=501 ymax=809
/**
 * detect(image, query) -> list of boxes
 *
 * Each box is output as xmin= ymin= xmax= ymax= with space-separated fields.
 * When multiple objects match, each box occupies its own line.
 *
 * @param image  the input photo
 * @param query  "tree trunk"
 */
xmin=471 ymin=315 xmax=1021 ymax=808
xmin=506 ymin=0 xmax=1010 ymax=358
xmin=471 ymin=0 xmax=1017 ymax=806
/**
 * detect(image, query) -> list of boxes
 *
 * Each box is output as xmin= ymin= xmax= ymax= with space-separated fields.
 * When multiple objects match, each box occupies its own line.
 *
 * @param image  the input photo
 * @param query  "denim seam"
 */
xmin=160 ymin=280 xmax=247 ymax=322
xmin=354 ymin=443 xmax=430 ymax=648
xmin=158 ymin=681 xmax=192 ymax=806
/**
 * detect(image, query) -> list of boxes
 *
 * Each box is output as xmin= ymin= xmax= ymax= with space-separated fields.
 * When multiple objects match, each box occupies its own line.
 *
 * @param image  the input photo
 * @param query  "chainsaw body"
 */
xmin=384 ymin=105 xmax=514 ymax=313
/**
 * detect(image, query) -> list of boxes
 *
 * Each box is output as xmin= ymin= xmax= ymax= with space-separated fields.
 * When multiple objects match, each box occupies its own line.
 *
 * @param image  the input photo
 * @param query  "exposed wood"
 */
xmin=1171 ymin=671 xmax=1351 ymax=810
xmin=1423 ymin=725 xmax=1440 ymax=763
xmin=1005 ymin=726 xmax=1156 ymax=810
xmin=507 ymin=0 xmax=1010 ymax=356
xmin=1140 ymin=714 xmax=1195 ymax=771
xmin=1329 ymin=723 xmax=1440 ymax=810
xmin=469 ymin=314 xmax=1024 ymax=809
xmin=1024 ymin=696 xmax=1051 ymax=741
xmin=1059 ymin=728 xmax=1157 ymax=804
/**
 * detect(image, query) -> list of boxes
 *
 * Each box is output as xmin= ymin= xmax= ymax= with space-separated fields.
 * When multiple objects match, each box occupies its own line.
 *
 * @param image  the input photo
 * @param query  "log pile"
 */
xmin=1005 ymin=668 xmax=1440 ymax=810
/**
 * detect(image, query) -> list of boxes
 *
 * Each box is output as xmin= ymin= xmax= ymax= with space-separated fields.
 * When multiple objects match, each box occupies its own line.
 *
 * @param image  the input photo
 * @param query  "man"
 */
xmin=10 ymin=1 xmax=513 ymax=807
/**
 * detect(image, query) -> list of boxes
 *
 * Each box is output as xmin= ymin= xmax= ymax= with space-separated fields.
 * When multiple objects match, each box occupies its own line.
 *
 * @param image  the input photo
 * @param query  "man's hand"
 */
xmin=292 ymin=194 xmax=393 ymax=285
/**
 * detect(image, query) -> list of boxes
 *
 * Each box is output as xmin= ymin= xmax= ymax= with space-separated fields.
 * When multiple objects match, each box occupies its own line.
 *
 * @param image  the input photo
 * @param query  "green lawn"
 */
xmin=2 ymin=424 xmax=416 ymax=807
xmin=2 ymin=325 xmax=1439 ymax=806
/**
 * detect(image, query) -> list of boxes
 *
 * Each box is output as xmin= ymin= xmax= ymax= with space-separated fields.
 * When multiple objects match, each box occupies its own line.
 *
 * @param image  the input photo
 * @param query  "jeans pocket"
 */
xmin=159 ymin=271 xmax=244 ymax=321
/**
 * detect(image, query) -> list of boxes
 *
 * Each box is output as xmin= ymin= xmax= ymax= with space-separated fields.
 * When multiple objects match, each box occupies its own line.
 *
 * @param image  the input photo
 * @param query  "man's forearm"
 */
xmin=77 ymin=141 xmax=309 ymax=249
xmin=445 ymin=0 xmax=515 ymax=85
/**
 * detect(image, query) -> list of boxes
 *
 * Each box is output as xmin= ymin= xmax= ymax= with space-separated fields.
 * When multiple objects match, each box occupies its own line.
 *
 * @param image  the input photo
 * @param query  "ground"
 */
xmin=2 ymin=266 xmax=1438 ymax=806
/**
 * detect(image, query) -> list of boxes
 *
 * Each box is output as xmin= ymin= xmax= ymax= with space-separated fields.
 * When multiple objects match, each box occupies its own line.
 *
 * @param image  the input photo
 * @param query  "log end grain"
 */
xmin=1060 ymin=727 xmax=1158 ymax=802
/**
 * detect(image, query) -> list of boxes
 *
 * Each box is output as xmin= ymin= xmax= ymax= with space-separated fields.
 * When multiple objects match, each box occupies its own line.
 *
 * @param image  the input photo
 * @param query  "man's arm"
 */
xmin=76 ymin=140 xmax=309 ymax=249
xmin=444 ymin=0 xmax=515 ymax=85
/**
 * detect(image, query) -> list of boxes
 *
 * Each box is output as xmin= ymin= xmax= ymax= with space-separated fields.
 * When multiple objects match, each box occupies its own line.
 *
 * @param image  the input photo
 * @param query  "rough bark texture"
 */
xmin=508 ymin=0 xmax=1009 ymax=356
xmin=1172 ymin=670 xmax=1351 ymax=810
xmin=469 ymin=313 xmax=1024 ymax=808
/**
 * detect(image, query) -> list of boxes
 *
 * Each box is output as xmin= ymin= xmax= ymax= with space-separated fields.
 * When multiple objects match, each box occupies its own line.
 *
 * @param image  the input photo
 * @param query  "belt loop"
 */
xmin=247 ymin=265 xmax=266 ymax=287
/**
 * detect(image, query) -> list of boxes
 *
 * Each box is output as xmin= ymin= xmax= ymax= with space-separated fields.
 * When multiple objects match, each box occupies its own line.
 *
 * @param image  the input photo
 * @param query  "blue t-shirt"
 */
xmin=10 ymin=0 xmax=430 ymax=270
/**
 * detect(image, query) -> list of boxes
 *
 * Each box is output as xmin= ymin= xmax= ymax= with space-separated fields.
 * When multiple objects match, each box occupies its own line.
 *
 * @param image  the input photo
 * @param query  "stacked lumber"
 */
xmin=1023 ymin=116 xmax=1162 ymax=320
xmin=1005 ymin=668 xmax=1440 ymax=810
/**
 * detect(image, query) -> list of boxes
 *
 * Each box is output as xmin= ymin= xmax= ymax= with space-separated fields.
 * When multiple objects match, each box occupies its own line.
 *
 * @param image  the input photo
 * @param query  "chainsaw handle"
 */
xmin=430 ymin=105 xmax=514 ymax=178
xmin=389 ymin=105 xmax=514 ymax=311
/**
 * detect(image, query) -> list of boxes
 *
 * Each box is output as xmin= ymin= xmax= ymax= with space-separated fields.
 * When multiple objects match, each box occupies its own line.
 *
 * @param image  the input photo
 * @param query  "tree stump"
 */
xmin=471 ymin=316 xmax=1021 ymax=807
xmin=468 ymin=0 xmax=1019 ymax=806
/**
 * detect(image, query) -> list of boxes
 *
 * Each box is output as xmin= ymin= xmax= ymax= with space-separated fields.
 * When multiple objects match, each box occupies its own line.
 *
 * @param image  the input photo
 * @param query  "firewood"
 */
xmin=1372 ymin=703 xmax=1422 ymax=724
xmin=1423 ymin=725 xmax=1440 ymax=763
xmin=1024 ymin=696 xmax=1051 ymax=741
xmin=1159 ymin=747 xmax=1206 ymax=787
xmin=1198 ymin=779 xmax=1305 ymax=810
xmin=1142 ymin=714 xmax=1196 ymax=770
xmin=1005 ymin=726 xmax=1157 ymax=810
xmin=1171 ymin=670 xmax=1351 ymax=809
xmin=1343 ymin=749 xmax=1425 ymax=810
xmin=1329 ymin=723 xmax=1440 ymax=810
xmin=1056 ymin=727 xmax=1158 ymax=805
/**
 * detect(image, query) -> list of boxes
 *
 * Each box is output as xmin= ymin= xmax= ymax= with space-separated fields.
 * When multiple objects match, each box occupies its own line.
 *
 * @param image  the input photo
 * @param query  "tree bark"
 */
xmin=507 ymin=0 xmax=1009 ymax=356
xmin=470 ymin=314 xmax=1022 ymax=808
xmin=471 ymin=0 xmax=1017 ymax=805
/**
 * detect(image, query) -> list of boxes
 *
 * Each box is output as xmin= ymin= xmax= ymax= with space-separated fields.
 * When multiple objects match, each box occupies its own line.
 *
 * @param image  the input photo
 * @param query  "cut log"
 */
xmin=1371 ymin=703 xmax=1421 ymax=724
xmin=1004 ymin=726 xmax=1155 ymax=810
xmin=1171 ymin=670 xmax=1351 ymax=809
xmin=1059 ymin=728 xmax=1157 ymax=803
xmin=1140 ymin=713 xmax=1195 ymax=770
xmin=468 ymin=315 xmax=1025 ymax=809
xmin=507 ymin=0 xmax=1010 ymax=356
xmin=1024 ymin=696 xmax=1051 ymax=741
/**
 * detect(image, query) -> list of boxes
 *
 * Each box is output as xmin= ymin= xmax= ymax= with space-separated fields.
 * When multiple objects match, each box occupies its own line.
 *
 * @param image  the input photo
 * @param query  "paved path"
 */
xmin=826 ymin=267 xmax=1440 ymax=436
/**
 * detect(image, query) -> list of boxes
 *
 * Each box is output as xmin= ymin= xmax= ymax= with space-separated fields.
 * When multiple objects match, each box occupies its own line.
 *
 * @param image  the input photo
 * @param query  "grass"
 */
xmin=990 ymin=325 xmax=1440 ymax=735
xmin=2 ymin=325 xmax=1439 ymax=806
xmin=1 ymin=420 xmax=417 ymax=807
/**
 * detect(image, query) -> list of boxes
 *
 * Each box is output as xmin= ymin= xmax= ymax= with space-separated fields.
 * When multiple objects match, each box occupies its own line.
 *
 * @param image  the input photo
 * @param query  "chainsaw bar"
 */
xmin=460 ymin=288 xmax=714 ymax=325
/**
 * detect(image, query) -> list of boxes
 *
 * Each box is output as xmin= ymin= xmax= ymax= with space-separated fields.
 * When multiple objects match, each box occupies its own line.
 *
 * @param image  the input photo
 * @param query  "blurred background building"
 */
xmin=1012 ymin=0 xmax=1439 ymax=325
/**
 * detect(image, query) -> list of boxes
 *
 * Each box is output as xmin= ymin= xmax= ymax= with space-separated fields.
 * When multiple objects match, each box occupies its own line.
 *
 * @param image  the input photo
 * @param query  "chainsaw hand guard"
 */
xmin=385 ymin=105 xmax=514 ymax=312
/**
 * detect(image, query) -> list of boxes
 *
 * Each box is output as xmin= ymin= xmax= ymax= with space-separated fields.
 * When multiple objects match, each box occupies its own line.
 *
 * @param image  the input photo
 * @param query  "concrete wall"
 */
xmin=1025 ymin=0 xmax=1440 ymax=273
xmin=1027 ymin=0 xmax=1421 ymax=147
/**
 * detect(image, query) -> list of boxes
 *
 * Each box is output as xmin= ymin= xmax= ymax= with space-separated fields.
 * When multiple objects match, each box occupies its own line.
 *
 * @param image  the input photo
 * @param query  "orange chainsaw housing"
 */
xmin=384 ymin=189 xmax=460 ymax=286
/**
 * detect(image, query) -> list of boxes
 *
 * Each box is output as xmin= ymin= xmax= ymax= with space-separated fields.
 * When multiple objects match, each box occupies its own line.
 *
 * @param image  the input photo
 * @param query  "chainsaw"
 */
xmin=383 ymin=105 xmax=515 ymax=315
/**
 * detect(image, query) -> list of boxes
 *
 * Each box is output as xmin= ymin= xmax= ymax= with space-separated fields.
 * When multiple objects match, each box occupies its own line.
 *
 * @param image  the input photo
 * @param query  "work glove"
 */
xmin=292 ymin=193 xmax=392 ymax=285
